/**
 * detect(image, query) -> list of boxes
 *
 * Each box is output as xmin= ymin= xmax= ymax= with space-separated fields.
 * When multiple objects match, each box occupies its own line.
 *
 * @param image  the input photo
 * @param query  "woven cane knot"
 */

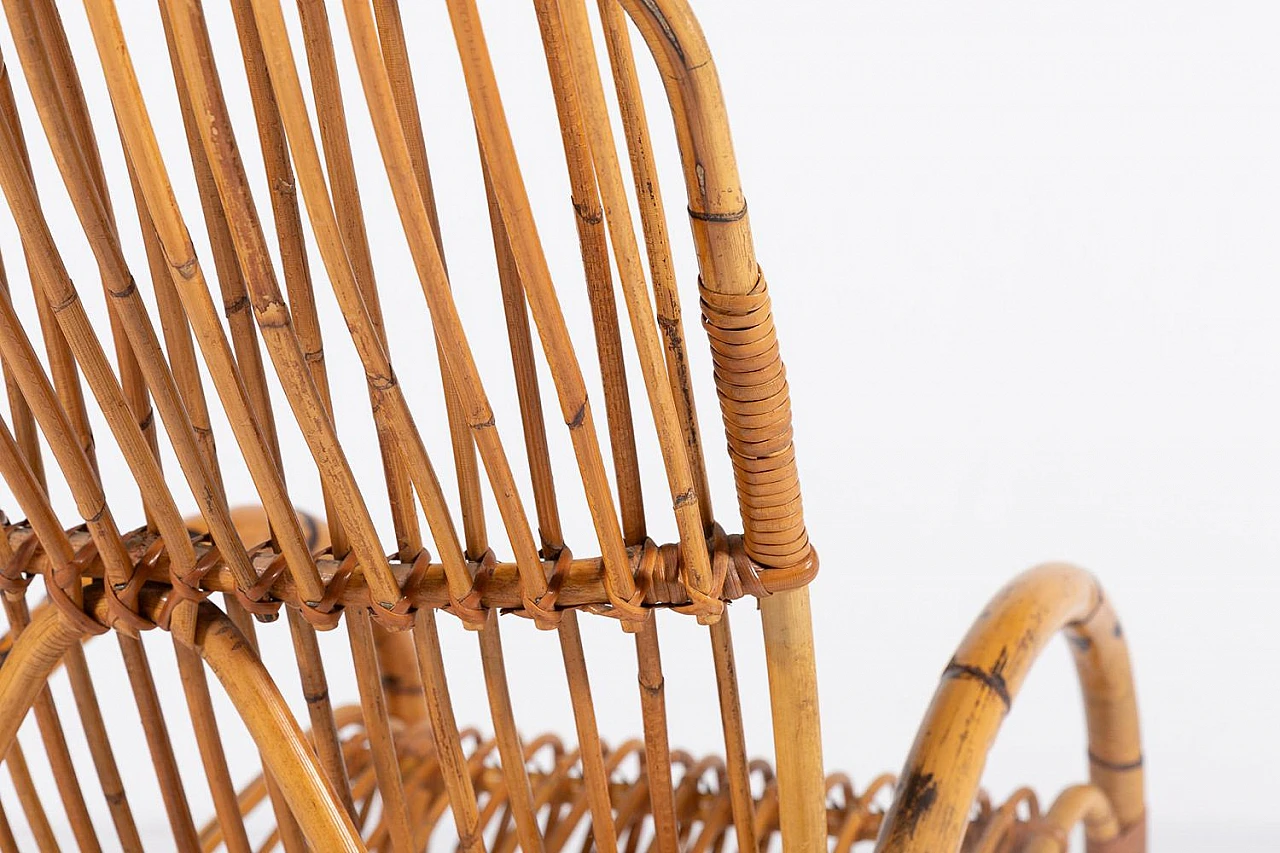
xmin=154 ymin=533 xmax=222 ymax=632
xmin=0 ymin=531 xmax=37 ymax=596
xmin=519 ymin=545 xmax=569 ymax=629
xmin=298 ymin=549 xmax=356 ymax=631
xmin=95 ymin=528 xmax=151 ymax=633
xmin=230 ymin=541 xmax=287 ymax=622
xmin=371 ymin=547 xmax=434 ymax=632
xmin=445 ymin=547 xmax=488 ymax=630
xmin=41 ymin=534 xmax=109 ymax=637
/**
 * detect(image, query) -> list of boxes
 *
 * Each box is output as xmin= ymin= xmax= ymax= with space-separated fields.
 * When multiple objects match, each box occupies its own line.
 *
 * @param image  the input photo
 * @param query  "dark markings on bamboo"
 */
xmin=1088 ymin=751 xmax=1144 ymax=773
xmin=637 ymin=0 xmax=685 ymax=62
xmin=688 ymin=202 xmax=747 ymax=222
xmin=941 ymin=659 xmax=1011 ymax=711
xmin=895 ymin=770 xmax=939 ymax=833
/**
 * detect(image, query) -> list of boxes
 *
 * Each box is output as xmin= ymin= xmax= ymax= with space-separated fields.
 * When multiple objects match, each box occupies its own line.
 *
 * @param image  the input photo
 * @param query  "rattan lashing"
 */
xmin=0 ymin=1 xmax=1145 ymax=851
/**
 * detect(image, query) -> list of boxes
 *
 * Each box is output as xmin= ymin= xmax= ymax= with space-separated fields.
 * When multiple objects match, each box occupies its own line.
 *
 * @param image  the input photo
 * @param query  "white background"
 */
xmin=0 ymin=1 xmax=1277 ymax=850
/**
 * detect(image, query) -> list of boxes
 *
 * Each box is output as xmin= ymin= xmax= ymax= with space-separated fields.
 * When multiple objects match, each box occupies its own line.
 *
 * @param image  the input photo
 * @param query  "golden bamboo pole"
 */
xmin=875 ymin=564 xmax=1145 ymax=853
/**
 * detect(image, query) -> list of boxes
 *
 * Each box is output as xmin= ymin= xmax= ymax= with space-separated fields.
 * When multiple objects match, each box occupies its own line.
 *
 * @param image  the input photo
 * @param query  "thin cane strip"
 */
xmin=115 ymin=634 xmax=202 ymax=852
xmin=159 ymin=0 xmax=403 ymax=606
xmin=282 ymin=610 xmax=357 ymax=819
xmin=3 ymin=2 xmax=273 ymax=603
xmin=705 ymin=614 xmax=757 ymax=849
xmin=0 ymin=800 xmax=17 ymax=853
xmin=370 ymin=0 xmax=492 ymax=559
xmin=126 ymin=157 xmax=221 ymax=480
xmin=412 ymin=608 xmax=486 ymax=853
xmin=3 ymin=742 xmax=58 ymax=852
xmin=58 ymin=644 xmax=142 ymax=849
xmin=231 ymin=0 xmax=486 ymax=614
xmin=225 ymin=0 xmax=347 ymax=556
xmin=475 ymin=610 xmax=546 ymax=853
xmin=262 ymin=0 xmax=543 ymax=615
xmin=555 ymin=612 xmax=620 ymax=853
xmin=80 ymin=0 xmax=336 ymax=606
xmin=596 ymin=0 xmax=713 ymax=528
xmin=170 ymin=641 xmax=253 ymax=853
xmin=152 ymin=0 xmax=283 ymax=472
xmin=487 ymin=168 xmax=563 ymax=552
xmin=0 ymin=258 xmax=44 ymax=492
xmin=483 ymin=163 xmax=618 ymax=849
xmin=441 ymin=0 xmax=645 ymax=619
xmin=0 ymin=52 xmax=95 ymax=475
xmin=532 ymin=0 xmax=647 ymax=547
xmin=369 ymin=2 xmax=491 ymax=564
xmin=23 ymin=0 xmax=156 ymax=464
xmin=346 ymin=607 xmax=415 ymax=853
xmin=291 ymin=0 xmax=422 ymax=561
xmin=633 ymin=621 xmax=680 ymax=852
xmin=539 ymin=0 xmax=718 ymax=618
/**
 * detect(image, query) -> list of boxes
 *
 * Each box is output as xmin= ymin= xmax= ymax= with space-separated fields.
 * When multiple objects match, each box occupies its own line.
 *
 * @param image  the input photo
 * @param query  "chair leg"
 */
xmin=761 ymin=586 xmax=828 ymax=853
xmin=874 ymin=563 xmax=1145 ymax=853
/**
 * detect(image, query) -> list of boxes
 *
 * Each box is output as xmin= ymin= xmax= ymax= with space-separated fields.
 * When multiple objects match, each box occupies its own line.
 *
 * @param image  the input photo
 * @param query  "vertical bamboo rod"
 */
xmin=348 ymin=607 xmax=415 ymax=852
xmin=760 ymin=588 xmax=826 ymax=852
xmin=225 ymin=0 xmax=361 ymax=811
xmin=0 ymin=796 xmax=18 ymax=853
xmin=481 ymin=129 xmax=619 ymax=852
xmin=3 ymin=735 xmax=60 ymax=852
xmin=116 ymin=634 xmax=201 ymax=852
xmin=291 ymin=0 xmax=421 ymax=562
xmin=415 ymin=608 xmax=490 ymax=853
xmin=532 ymin=0 xmax=646 ymax=545
xmin=174 ymin=641 xmax=254 ymax=853
xmin=80 ymin=0 xmax=332 ymax=602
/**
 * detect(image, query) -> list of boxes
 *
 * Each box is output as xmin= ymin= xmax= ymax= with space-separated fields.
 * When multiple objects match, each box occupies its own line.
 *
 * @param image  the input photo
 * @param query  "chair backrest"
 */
xmin=0 ymin=0 xmax=825 ymax=850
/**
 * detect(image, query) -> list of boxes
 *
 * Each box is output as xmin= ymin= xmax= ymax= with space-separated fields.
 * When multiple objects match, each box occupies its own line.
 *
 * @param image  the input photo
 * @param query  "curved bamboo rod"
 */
xmin=1024 ymin=784 xmax=1122 ymax=853
xmin=0 ymin=587 xmax=365 ymax=851
xmin=0 ymin=599 xmax=85 ymax=756
xmin=875 ymin=563 xmax=1145 ymax=853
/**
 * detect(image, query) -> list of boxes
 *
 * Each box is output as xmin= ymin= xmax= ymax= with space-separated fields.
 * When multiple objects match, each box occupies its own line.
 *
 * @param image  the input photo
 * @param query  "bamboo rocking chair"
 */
xmin=0 ymin=0 xmax=1146 ymax=850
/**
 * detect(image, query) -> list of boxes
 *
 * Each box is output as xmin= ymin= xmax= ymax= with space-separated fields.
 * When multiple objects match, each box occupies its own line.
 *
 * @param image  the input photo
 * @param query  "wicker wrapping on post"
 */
xmin=701 ymin=269 xmax=815 ymax=586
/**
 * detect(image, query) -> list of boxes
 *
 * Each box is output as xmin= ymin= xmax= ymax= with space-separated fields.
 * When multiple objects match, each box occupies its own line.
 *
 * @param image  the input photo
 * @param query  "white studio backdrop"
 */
xmin=0 ymin=2 xmax=1275 ymax=851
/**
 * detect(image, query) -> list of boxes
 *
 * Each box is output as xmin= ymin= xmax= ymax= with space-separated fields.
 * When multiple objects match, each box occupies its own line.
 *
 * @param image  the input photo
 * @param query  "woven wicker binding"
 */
xmin=0 ymin=0 xmax=1144 ymax=850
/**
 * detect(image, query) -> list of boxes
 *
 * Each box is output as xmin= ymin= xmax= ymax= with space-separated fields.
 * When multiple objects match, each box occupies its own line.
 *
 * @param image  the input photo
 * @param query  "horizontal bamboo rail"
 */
xmin=1 ymin=521 xmax=801 ymax=618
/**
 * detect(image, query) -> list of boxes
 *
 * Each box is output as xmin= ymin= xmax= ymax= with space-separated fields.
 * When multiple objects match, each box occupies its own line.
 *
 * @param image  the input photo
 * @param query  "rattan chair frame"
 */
xmin=0 ymin=1 xmax=1145 ymax=851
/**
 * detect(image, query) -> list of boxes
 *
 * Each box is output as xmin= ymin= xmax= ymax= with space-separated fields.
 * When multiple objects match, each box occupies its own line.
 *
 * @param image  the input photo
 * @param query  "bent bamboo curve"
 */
xmin=0 ymin=585 xmax=363 ymax=851
xmin=875 ymin=563 xmax=1145 ymax=853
